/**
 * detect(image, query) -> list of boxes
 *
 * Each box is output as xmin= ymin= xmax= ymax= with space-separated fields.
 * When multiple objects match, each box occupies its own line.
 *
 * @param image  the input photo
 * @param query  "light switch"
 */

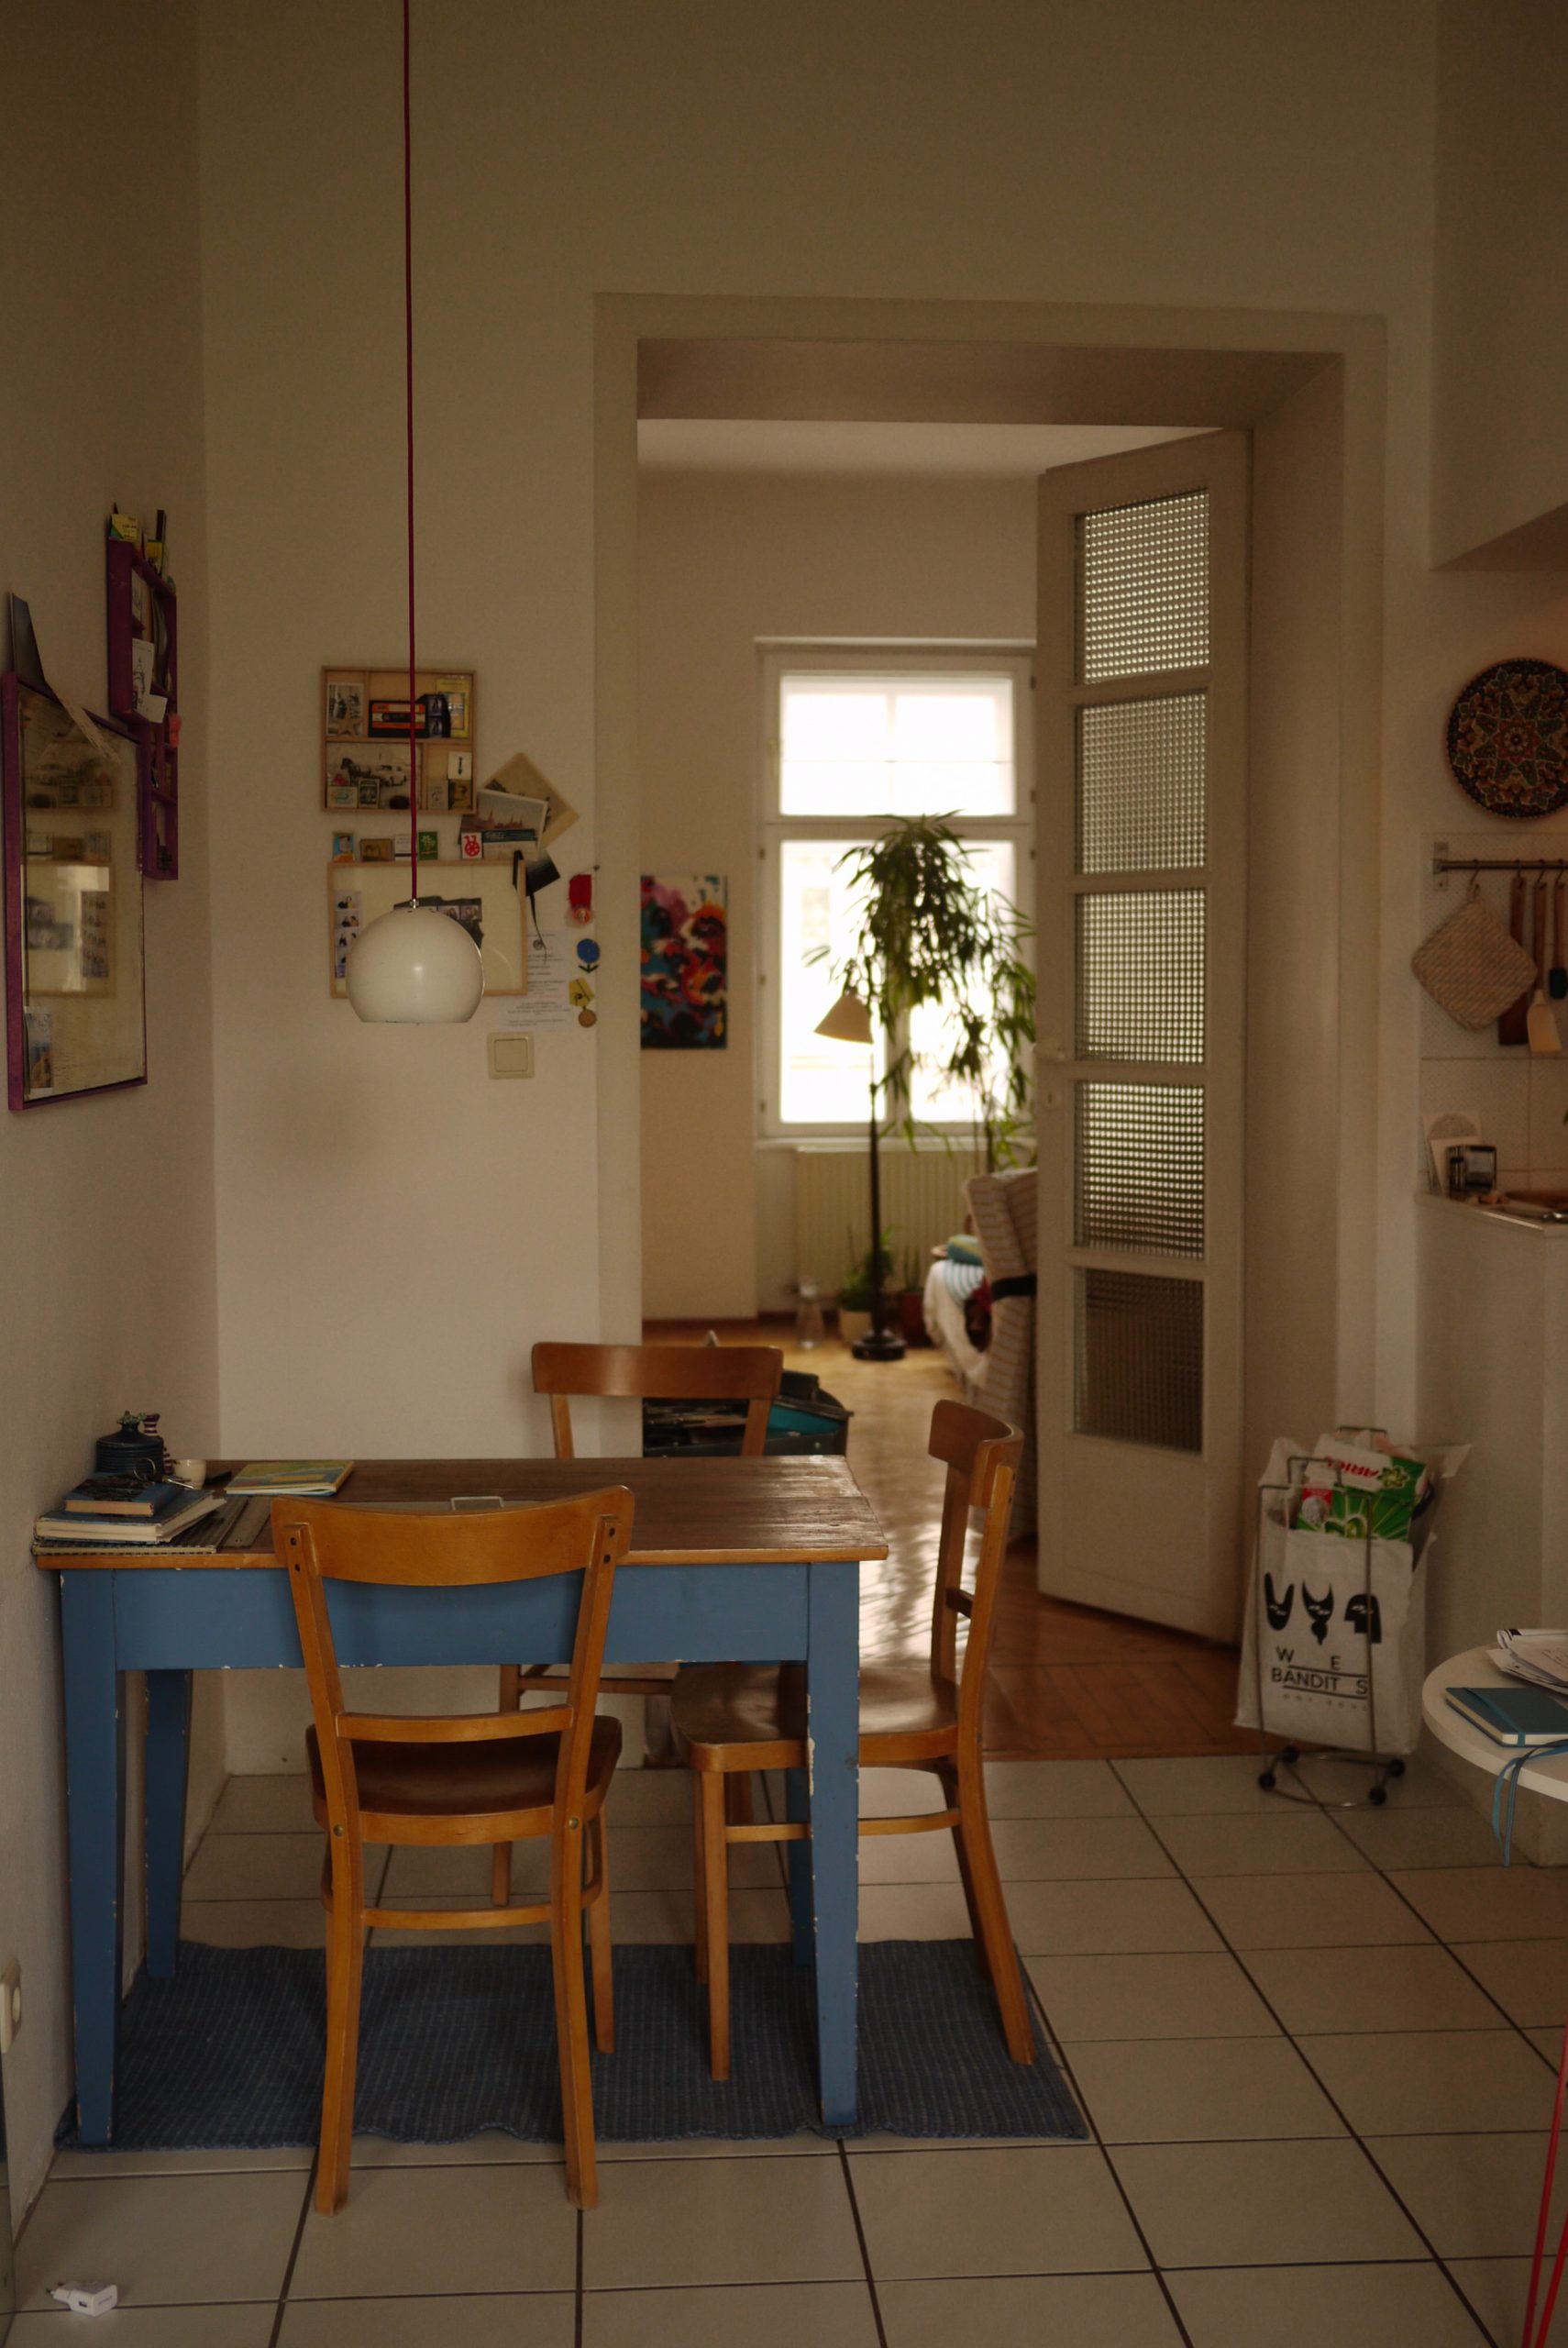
xmin=488 ymin=1033 xmax=534 ymax=1079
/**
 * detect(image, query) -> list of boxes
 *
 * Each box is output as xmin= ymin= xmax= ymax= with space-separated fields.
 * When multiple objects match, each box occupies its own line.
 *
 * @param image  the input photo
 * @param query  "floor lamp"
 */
xmin=816 ymin=990 xmax=906 ymax=1363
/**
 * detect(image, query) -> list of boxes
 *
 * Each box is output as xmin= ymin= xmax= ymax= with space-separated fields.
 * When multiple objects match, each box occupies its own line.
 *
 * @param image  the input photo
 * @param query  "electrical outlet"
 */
xmin=0 ymin=1960 xmax=22 ymax=2053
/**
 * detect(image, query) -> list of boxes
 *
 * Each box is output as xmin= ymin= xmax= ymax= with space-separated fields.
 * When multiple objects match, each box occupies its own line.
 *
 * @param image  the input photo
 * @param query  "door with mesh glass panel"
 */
xmin=1035 ymin=434 xmax=1247 ymax=1640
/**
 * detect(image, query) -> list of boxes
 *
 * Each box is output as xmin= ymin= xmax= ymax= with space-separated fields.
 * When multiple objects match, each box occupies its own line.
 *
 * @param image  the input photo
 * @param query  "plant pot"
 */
xmin=837 ymin=1308 xmax=872 ymax=1348
xmin=898 ymin=1290 xmax=929 ymax=1347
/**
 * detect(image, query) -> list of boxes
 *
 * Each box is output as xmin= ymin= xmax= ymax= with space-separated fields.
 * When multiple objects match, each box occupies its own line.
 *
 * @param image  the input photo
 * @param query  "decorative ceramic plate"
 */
xmin=1446 ymin=658 xmax=1568 ymax=818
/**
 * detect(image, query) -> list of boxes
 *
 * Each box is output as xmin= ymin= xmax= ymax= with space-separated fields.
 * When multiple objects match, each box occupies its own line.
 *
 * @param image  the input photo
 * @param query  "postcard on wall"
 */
xmin=325 ymin=671 xmax=368 ymax=737
xmin=640 ymin=874 xmax=727 ymax=1049
xmin=23 ymin=1006 xmax=54 ymax=1093
xmin=485 ymin=750 xmax=578 ymax=849
xmin=503 ymin=931 xmax=573 ymax=1030
xmin=332 ymin=889 xmax=362 ymax=982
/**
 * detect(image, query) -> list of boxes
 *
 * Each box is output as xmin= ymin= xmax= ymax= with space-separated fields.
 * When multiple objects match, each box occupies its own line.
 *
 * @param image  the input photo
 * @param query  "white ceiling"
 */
xmin=636 ymin=419 xmax=1204 ymax=480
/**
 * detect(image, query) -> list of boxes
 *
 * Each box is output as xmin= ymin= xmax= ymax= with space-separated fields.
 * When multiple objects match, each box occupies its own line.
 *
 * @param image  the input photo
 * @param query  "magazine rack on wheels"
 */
xmin=1249 ymin=1458 xmax=1420 ymax=1811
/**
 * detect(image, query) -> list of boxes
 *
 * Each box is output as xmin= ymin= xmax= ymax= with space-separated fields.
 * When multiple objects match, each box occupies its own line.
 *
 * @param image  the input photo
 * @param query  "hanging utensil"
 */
xmin=1552 ymin=873 xmax=1567 ymax=1000
xmin=1499 ymin=869 xmax=1529 ymax=1045
xmin=1528 ymin=873 xmax=1561 ymax=1054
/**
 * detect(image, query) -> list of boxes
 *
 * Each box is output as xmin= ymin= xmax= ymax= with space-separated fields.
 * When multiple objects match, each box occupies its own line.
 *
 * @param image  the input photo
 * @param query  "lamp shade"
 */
xmin=346 ymin=904 xmax=484 ymax=1024
xmin=814 ymin=988 xmax=874 ymax=1046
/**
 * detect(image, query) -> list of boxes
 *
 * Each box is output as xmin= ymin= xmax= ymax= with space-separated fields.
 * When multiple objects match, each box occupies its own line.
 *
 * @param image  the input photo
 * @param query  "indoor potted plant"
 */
xmin=815 ymin=816 xmax=1035 ymax=1358
xmin=835 ymin=1230 xmax=892 ymax=1349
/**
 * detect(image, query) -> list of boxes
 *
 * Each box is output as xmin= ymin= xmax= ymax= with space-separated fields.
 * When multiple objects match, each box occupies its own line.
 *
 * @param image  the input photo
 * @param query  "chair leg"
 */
xmin=955 ymin=1760 xmax=1034 ymax=2065
xmin=938 ymin=1759 xmax=990 ymax=1982
xmin=315 ymin=1858 xmax=365 ymax=2214
xmin=491 ymin=1667 xmax=524 ymax=1905
xmin=551 ymin=1835 xmax=597 ymax=2210
xmin=725 ymin=1773 xmax=754 ymax=1826
xmin=692 ymin=1776 xmax=709 ymax=1985
xmin=699 ymin=1772 xmax=731 ymax=2080
xmin=587 ymin=1816 xmax=614 ymax=2054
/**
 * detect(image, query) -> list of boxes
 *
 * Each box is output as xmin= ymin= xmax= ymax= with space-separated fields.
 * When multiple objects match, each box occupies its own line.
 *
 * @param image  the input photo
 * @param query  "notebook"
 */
xmin=34 ymin=1490 xmax=226 ymax=1545
xmin=62 ymin=1478 xmax=193 ymax=1519
xmin=225 ymin=1461 xmax=354 ymax=1497
xmin=1444 ymin=1683 xmax=1568 ymax=1747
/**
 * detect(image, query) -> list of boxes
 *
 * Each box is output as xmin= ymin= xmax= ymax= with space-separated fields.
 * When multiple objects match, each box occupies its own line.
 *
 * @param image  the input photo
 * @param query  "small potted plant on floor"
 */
xmin=836 ymin=1230 xmax=891 ymax=1348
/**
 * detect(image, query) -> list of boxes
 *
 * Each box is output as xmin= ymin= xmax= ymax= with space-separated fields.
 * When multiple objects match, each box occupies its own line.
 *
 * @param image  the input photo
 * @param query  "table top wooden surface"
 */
xmin=39 ymin=1456 xmax=889 ymax=1572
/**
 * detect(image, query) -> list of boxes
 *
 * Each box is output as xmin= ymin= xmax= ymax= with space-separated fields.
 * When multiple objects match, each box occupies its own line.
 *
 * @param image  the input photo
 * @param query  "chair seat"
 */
xmin=673 ymin=1660 xmax=958 ymax=1768
xmin=308 ymin=1713 xmax=622 ymax=1827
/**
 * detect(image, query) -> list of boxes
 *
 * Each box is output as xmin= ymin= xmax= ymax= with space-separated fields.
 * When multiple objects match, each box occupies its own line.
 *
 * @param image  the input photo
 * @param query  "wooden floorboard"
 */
xmin=645 ymin=1315 xmax=1269 ymax=1763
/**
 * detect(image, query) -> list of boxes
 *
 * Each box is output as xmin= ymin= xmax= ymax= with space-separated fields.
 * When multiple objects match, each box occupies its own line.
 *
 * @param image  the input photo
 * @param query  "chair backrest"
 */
xmin=532 ymin=1340 xmax=783 ymax=1460
xmin=925 ymin=1399 xmax=1023 ymax=1744
xmin=277 ymin=1488 xmax=633 ymax=1841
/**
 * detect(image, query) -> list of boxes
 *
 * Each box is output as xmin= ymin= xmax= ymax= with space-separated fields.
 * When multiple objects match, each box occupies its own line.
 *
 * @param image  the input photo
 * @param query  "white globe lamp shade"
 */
xmin=346 ymin=904 xmax=484 ymax=1024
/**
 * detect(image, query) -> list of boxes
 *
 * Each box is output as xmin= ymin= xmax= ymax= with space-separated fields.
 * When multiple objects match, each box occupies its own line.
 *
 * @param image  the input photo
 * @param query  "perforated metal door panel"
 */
xmin=1077 ymin=492 xmax=1209 ymax=682
xmin=1076 ymin=1082 xmax=1205 ymax=1257
xmin=1077 ymin=693 xmax=1206 ymax=875
xmin=1076 ymin=890 xmax=1205 ymax=1065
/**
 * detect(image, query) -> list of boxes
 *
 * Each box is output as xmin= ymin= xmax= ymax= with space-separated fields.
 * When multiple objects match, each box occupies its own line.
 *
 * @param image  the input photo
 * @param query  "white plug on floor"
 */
xmin=50 ymin=2285 xmax=118 ymax=2316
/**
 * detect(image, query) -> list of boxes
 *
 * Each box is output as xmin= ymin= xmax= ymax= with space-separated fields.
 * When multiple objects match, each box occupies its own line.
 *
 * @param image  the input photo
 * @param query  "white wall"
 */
xmin=1432 ymin=0 xmax=1568 ymax=565
xmin=637 ymin=469 xmax=1035 ymax=1319
xmin=193 ymin=0 xmax=1568 ymax=1722
xmin=1 ymin=0 xmax=219 ymax=2211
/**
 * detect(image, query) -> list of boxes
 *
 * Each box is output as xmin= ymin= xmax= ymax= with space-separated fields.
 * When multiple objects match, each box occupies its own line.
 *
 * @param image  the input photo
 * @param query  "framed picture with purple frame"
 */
xmin=2 ymin=675 xmax=147 ymax=1109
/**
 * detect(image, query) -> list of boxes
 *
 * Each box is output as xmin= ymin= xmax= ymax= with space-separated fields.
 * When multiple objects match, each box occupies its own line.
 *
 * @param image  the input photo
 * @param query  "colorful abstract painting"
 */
xmin=640 ymin=874 xmax=727 ymax=1049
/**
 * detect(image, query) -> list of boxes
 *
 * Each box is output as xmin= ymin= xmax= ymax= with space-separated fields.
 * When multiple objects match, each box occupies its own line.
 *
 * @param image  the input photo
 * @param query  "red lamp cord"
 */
xmin=403 ymin=0 xmax=418 ymax=903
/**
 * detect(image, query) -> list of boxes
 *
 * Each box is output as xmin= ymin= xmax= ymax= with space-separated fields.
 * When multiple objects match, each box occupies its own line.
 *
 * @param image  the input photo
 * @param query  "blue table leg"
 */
xmin=60 ymin=1575 xmax=127 ymax=2144
xmin=785 ymin=1767 xmax=812 ymax=1966
xmin=144 ymin=1671 xmax=192 ymax=1977
xmin=805 ymin=1561 xmax=859 ymax=2129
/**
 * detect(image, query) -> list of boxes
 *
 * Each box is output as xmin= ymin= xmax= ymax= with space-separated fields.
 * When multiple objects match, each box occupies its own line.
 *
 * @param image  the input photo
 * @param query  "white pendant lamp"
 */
xmin=347 ymin=0 xmax=482 ymax=1025
xmin=348 ymin=901 xmax=486 ymax=1022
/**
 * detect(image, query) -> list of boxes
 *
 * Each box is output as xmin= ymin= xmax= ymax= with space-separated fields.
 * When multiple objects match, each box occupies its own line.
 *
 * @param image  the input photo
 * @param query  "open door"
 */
xmin=1035 ymin=432 xmax=1248 ymax=1640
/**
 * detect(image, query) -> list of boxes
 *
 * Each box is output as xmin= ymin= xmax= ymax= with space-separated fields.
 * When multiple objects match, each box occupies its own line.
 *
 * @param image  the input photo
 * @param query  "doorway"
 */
xmin=600 ymin=296 xmax=1379 ymax=1726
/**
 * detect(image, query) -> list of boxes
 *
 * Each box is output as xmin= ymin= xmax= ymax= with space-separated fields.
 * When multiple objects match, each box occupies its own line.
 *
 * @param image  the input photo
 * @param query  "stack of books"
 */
xmin=35 ymin=1478 xmax=225 ymax=1546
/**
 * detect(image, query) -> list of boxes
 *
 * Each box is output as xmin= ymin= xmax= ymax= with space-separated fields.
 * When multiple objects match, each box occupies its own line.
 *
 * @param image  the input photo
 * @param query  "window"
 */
xmin=758 ymin=647 xmax=1033 ymax=1135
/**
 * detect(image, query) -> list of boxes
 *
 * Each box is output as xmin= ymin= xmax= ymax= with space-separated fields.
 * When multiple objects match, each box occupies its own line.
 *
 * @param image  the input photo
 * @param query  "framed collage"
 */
xmin=322 ymin=667 xmax=477 ymax=821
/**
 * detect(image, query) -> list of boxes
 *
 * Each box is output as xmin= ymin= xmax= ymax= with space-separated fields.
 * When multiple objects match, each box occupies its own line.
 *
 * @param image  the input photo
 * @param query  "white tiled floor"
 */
xmin=22 ymin=1753 xmax=1564 ymax=2343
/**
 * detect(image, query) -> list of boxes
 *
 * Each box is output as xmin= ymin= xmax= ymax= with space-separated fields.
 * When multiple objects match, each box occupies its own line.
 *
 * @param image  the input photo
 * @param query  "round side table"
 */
xmin=1424 ymin=1647 xmax=1568 ymax=2348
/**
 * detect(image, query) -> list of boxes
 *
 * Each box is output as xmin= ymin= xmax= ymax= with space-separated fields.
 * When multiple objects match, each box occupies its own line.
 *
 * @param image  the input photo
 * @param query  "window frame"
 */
xmin=756 ymin=640 xmax=1035 ymax=1142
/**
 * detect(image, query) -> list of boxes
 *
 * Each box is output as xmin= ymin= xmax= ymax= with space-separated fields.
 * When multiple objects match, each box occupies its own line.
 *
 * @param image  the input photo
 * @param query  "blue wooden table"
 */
xmin=42 ymin=1456 xmax=887 ymax=2144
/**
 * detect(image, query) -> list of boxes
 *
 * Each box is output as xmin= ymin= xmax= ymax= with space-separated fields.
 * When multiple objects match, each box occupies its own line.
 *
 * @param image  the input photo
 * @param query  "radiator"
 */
xmin=794 ymin=1144 xmax=987 ymax=1294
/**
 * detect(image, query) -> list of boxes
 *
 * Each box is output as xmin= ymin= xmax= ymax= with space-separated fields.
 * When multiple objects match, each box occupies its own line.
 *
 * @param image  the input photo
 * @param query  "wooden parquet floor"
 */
xmin=645 ymin=1316 xmax=1263 ymax=1762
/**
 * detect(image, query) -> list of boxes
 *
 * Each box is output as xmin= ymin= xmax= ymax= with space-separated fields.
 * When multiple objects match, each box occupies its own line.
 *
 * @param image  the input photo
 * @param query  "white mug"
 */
xmin=171 ymin=1458 xmax=208 ymax=1490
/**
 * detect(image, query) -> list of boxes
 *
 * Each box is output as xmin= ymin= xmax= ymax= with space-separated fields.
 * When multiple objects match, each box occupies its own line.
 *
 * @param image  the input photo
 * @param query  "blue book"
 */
xmin=1445 ymin=1684 xmax=1568 ymax=1746
xmin=61 ymin=1478 xmax=192 ymax=1520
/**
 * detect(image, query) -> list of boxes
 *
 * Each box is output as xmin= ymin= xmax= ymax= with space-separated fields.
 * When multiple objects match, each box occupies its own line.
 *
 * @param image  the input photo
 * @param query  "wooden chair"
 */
xmin=278 ymin=1485 xmax=633 ymax=2214
xmin=530 ymin=1340 xmax=784 ymax=1462
xmin=671 ymin=1398 xmax=1032 ymax=2080
xmin=490 ymin=1339 xmax=784 ymax=1905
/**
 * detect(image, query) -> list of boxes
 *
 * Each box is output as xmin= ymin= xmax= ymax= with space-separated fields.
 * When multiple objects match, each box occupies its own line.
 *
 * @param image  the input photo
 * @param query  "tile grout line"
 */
xmin=1108 ymin=1756 xmax=1506 ymax=2346
xmin=1313 ymin=1785 xmax=1567 ymax=2078
xmin=266 ymin=2154 xmax=318 ymax=2348
xmin=835 ymin=2139 xmax=890 ymax=2348
xmin=1025 ymin=2013 xmax=1198 ymax=2346
xmin=574 ymin=2205 xmax=583 ymax=2348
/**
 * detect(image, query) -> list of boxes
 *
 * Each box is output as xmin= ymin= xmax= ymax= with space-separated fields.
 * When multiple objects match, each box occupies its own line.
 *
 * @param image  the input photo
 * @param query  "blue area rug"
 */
xmin=61 ymin=1940 xmax=1084 ymax=2148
